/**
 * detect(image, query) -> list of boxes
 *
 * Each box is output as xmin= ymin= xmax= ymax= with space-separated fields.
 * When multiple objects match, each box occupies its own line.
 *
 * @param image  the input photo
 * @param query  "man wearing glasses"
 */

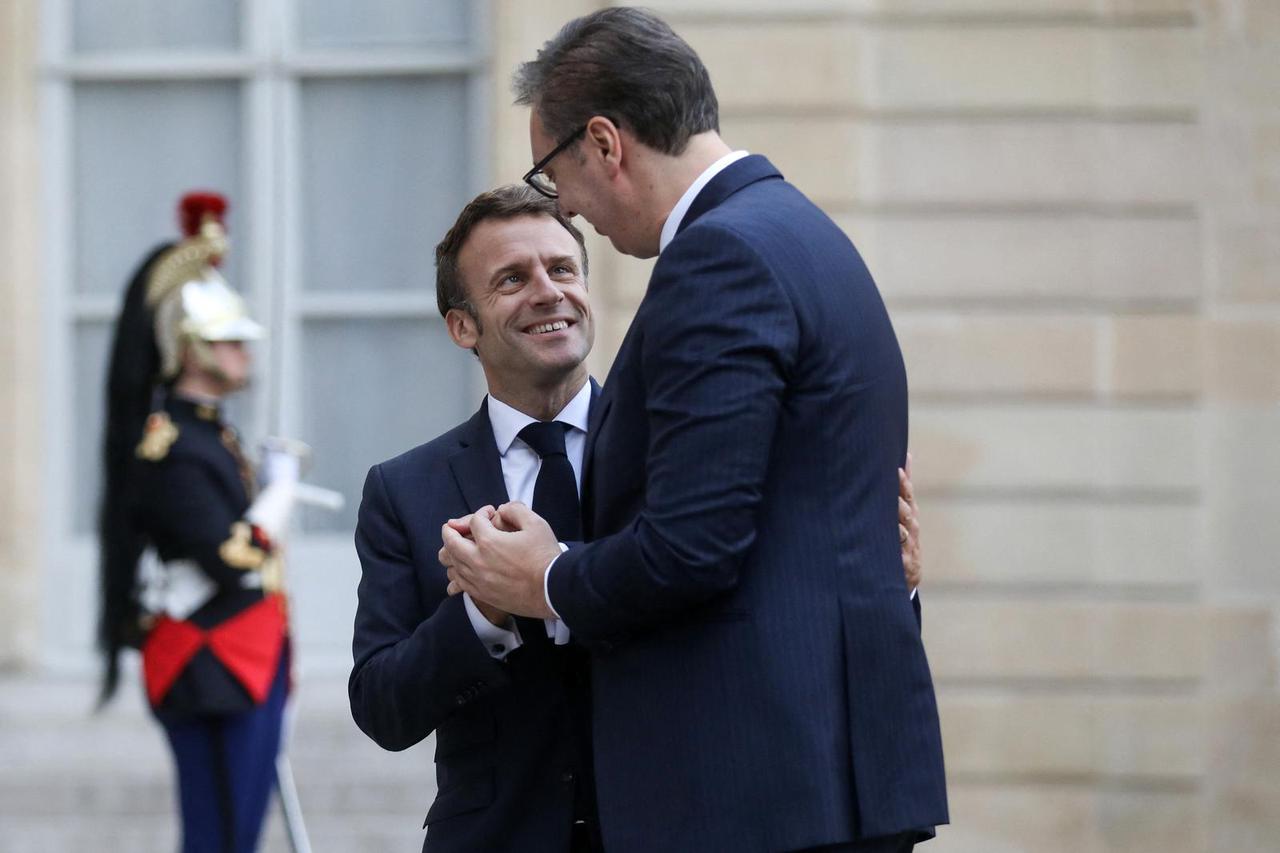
xmin=441 ymin=8 xmax=948 ymax=853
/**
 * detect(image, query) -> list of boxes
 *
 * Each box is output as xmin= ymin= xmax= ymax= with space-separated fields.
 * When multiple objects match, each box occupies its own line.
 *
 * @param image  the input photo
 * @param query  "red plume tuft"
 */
xmin=177 ymin=191 xmax=228 ymax=237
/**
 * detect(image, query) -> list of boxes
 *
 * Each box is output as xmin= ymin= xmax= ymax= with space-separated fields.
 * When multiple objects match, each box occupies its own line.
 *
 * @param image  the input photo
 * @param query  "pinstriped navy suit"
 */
xmin=548 ymin=155 xmax=948 ymax=852
xmin=350 ymin=393 xmax=600 ymax=852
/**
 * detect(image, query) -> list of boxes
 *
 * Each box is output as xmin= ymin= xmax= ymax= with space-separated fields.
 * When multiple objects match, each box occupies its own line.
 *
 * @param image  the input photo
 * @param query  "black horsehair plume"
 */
xmin=96 ymin=243 xmax=169 ymax=707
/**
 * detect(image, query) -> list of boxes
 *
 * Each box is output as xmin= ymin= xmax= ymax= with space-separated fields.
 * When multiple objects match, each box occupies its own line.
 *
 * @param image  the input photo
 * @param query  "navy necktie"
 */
xmin=517 ymin=421 xmax=582 ymax=542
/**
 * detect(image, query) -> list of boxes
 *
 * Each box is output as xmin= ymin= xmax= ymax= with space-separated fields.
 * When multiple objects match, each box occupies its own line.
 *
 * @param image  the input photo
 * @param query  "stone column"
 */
xmin=0 ymin=0 xmax=42 ymax=668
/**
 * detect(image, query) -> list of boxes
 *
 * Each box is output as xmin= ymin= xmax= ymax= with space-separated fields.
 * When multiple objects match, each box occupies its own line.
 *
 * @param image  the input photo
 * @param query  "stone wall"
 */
xmin=1198 ymin=3 xmax=1280 ymax=849
xmin=0 ymin=0 xmax=41 ymax=669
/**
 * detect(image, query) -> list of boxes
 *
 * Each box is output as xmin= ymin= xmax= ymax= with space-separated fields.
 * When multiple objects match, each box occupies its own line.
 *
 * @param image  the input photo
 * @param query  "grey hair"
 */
xmin=512 ymin=7 xmax=719 ymax=156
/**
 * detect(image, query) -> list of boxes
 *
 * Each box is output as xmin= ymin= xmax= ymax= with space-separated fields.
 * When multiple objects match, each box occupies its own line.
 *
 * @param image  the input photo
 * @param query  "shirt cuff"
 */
xmin=543 ymin=544 xmax=571 ymax=645
xmin=543 ymin=543 xmax=567 ymax=619
xmin=463 ymin=592 xmax=522 ymax=660
xmin=545 ymin=617 xmax=572 ymax=645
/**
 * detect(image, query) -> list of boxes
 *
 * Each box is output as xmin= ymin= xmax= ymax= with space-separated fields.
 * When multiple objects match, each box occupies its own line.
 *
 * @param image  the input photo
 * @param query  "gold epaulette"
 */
xmin=219 ymin=521 xmax=268 ymax=570
xmin=219 ymin=523 xmax=286 ymax=591
xmin=136 ymin=412 xmax=179 ymax=461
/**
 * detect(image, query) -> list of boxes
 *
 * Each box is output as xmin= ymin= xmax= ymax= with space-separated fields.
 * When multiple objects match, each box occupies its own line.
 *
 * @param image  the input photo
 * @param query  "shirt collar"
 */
xmin=168 ymin=393 xmax=224 ymax=423
xmin=486 ymin=379 xmax=592 ymax=456
xmin=658 ymin=149 xmax=750 ymax=254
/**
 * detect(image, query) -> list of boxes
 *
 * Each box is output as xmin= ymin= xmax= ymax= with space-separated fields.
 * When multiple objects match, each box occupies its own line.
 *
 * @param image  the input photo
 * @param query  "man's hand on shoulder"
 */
xmin=440 ymin=502 xmax=560 ymax=619
xmin=899 ymin=452 xmax=922 ymax=591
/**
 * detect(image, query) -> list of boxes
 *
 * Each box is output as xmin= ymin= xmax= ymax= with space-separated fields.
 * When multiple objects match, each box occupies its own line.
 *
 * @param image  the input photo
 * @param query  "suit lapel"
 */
xmin=675 ymin=154 xmax=783 ymax=240
xmin=447 ymin=400 xmax=510 ymax=513
xmin=582 ymin=377 xmax=609 ymax=525
xmin=583 ymin=376 xmax=607 ymax=475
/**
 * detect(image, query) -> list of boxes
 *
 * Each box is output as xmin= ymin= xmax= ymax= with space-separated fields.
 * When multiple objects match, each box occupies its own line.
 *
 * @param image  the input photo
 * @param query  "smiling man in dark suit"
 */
xmin=349 ymin=186 xmax=605 ymax=853
xmin=439 ymin=8 xmax=948 ymax=853
xmin=351 ymin=181 xmax=928 ymax=853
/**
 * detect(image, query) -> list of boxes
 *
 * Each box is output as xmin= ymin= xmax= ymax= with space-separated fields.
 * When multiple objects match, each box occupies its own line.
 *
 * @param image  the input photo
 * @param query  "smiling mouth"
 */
xmin=525 ymin=320 xmax=572 ymax=335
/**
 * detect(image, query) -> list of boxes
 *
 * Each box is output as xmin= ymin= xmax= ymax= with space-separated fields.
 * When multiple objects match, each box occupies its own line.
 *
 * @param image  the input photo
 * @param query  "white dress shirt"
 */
xmin=658 ymin=150 xmax=750 ymax=255
xmin=464 ymin=381 xmax=591 ymax=658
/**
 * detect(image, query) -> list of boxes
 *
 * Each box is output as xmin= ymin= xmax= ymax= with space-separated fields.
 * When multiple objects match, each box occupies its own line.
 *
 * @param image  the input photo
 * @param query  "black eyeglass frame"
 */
xmin=522 ymin=124 xmax=589 ymax=199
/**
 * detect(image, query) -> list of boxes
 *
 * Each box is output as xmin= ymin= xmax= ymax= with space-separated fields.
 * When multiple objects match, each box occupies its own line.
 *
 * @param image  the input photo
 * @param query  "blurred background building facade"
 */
xmin=2 ymin=0 xmax=1278 ymax=851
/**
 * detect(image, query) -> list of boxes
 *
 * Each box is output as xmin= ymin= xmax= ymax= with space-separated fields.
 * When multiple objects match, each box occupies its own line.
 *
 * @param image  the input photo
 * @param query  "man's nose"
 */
xmin=529 ymin=271 xmax=565 ymax=304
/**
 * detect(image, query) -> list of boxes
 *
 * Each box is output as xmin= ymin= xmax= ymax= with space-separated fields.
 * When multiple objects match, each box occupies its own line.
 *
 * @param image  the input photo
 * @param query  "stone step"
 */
xmin=0 ymin=674 xmax=437 ymax=852
xmin=1 ymin=814 xmax=427 ymax=853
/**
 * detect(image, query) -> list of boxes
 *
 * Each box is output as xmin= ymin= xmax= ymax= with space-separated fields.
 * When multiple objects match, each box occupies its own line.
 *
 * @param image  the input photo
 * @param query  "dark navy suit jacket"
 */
xmin=549 ymin=155 xmax=949 ymax=852
xmin=349 ymin=397 xmax=595 ymax=853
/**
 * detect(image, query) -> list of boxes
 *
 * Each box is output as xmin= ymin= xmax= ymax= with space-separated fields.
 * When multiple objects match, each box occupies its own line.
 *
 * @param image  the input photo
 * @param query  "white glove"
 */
xmin=258 ymin=437 xmax=308 ymax=487
xmin=247 ymin=437 xmax=309 ymax=542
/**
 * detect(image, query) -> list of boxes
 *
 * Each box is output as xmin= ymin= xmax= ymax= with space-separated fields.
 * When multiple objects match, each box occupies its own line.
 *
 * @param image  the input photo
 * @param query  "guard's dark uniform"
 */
xmin=136 ymin=397 xmax=289 ymax=717
xmin=136 ymin=400 xmax=290 ymax=853
xmin=97 ymin=192 xmax=292 ymax=853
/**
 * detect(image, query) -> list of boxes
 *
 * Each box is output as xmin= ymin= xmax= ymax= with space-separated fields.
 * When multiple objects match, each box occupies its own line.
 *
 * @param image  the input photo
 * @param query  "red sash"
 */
xmin=142 ymin=594 xmax=287 ymax=707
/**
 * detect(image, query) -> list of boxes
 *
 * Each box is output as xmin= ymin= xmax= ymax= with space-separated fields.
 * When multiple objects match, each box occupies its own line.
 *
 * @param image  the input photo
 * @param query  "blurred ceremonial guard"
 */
xmin=96 ymin=192 xmax=302 ymax=853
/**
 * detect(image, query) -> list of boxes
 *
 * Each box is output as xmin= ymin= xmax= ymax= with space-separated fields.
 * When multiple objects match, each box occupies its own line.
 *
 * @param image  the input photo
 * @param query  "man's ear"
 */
xmin=445 ymin=307 xmax=480 ymax=351
xmin=585 ymin=115 xmax=623 ymax=174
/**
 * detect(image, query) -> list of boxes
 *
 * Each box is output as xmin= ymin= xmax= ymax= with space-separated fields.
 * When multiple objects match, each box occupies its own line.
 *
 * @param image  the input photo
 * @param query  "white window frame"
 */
xmin=39 ymin=0 xmax=491 ymax=672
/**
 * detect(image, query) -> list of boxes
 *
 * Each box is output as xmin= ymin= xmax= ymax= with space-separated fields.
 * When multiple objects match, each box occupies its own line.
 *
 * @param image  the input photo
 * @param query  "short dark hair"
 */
xmin=435 ymin=184 xmax=588 ymax=319
xmin=513 ymin=7 xmax=719 ymax=156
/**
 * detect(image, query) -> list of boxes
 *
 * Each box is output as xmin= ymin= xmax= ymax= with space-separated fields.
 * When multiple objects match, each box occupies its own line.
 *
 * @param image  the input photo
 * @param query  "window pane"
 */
xmin=298 ymin=318 xmax=477 ymax=531
xmin=74 ymin=81 xmax=245 ymax=297
xmin=73 ymin=321 xmax=112 ymax=534
xmin=73 ymin=0 xmax=241 ymax=53
xmin=299 ymin=76 xmax=470 ymax=292
xmin=297 ymin=0 xmax=469 ymax=49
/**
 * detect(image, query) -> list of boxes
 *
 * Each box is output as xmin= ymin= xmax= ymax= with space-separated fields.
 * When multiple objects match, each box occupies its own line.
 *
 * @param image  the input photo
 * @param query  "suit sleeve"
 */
xmin=348 ymin=463 xmax=512 ymax=751
xmin=144 ymin=455 xmax=272 ymax=592
xmin=549 ymin=225 xmax=799 ymax=644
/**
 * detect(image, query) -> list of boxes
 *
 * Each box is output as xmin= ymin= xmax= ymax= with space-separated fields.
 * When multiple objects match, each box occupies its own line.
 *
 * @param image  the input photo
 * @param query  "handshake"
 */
xmin=438 ymin=502 xmax=563 ymax=622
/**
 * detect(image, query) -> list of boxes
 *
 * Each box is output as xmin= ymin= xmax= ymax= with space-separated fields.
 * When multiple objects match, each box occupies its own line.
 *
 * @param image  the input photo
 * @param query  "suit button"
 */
xmin=561 ymin=771 xmax=575 ymax=783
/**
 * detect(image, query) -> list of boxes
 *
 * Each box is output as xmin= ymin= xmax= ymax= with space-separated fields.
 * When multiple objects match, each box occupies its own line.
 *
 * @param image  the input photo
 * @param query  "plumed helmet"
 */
xmin=146 ymin=192 xmax=264 ymax=379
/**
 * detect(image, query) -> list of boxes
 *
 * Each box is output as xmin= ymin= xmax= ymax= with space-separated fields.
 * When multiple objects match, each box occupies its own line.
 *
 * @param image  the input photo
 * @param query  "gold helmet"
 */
xmin=145 ymin=192 xmax=264 ymax=380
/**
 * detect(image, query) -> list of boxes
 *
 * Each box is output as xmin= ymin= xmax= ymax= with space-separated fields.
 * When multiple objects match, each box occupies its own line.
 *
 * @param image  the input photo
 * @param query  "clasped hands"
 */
xmin=439 ymin=502 xmax=562 ymax=621
xmin=443 ymin=457 xmax=923 ymax=622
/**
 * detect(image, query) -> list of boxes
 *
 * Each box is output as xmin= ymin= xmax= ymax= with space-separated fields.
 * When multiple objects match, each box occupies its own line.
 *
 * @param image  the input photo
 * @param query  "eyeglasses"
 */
xmin=522 ymin=124 xmax=588 ymax=199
